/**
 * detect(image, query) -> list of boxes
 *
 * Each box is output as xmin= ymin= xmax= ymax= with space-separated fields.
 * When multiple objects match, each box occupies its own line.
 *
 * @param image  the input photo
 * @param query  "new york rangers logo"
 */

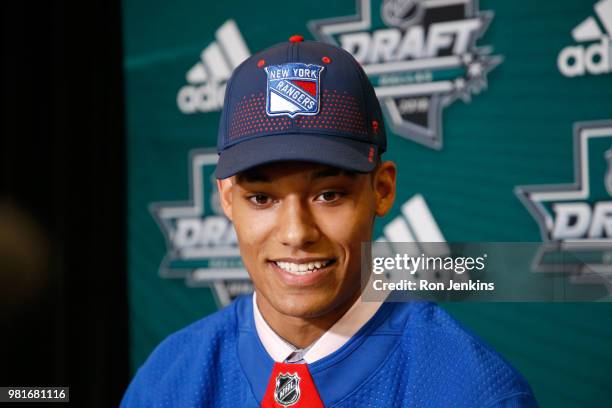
xmin=264 ymin=63 xmax=324 ymax=118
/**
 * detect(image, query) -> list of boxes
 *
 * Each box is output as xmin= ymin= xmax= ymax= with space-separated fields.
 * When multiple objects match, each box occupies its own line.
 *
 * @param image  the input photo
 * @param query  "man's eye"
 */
xmin=316 ymin=191 xmax=344 ymax=202
xmin=248 ymin=194 xmax=271 ymax=205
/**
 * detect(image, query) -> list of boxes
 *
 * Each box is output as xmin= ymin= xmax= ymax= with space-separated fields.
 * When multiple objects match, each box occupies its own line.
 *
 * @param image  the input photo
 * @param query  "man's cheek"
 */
xmin=234 ymin=214 xmax=264 ymax=242
xmin=326 ymin=219 xmax=370 ymax=241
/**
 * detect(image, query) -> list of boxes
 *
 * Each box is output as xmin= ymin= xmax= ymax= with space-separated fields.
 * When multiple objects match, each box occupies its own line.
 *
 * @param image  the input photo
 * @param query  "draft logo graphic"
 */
xmin=515 ymin=121 xmax=612 ymax=290
xmin=308 ymin=0 xmax=501 ymax=149
xmin=264 ymin=63 xmax=324 ymax=118
xmin=558 ymin=0 xmax=612 ymax=78
xmin=150 ymin=150 xmax=252 ymax=306
xmin=177 ymin=20 xmax=251 ymax=113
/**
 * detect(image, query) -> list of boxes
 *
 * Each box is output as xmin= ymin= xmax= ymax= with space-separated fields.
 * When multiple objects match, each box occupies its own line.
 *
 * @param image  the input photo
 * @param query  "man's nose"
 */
xmin=276 ymin=197 xmax=320 ymax=248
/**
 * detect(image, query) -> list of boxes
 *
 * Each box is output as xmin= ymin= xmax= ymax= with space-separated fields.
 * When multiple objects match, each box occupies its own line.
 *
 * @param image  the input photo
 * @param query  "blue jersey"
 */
xmin=121 ymin=296 xmax=537 ymax=407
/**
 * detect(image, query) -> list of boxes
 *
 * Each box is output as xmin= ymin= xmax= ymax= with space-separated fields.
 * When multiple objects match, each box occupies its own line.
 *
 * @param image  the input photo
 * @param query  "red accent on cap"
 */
xmin=289 ymin=34 xmax=304 ymax=43
xmin=257 ymin=59 xmax=265 ymax=68
xmin=372 ymin=120 xmax=379 ymax=133
xmin=368 ymin=147 xmax=375 ymax=163
xmin=291 ymin=80 xmax=316 ymax=96
xmin=322 ymin=56 xmax=331 ymax=63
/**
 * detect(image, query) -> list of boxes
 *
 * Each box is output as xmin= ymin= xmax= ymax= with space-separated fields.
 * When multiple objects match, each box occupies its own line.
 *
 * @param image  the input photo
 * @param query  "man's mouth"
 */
xmin=272 ymin=259 xmax=335 ymax=275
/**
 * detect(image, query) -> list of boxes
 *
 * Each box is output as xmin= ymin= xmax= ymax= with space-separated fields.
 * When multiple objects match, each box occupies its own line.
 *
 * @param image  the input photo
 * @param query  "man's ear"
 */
xmin=216 ymin=177 xmax=234 ymax=221
xmin=373 ymin=161 xmax=397 ymax=217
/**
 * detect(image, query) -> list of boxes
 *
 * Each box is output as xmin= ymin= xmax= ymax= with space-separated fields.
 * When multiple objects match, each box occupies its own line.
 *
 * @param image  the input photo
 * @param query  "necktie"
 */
xmin=261 ymin=362 xmax=324 ymax=408
xmin=285 ymin=350 xmax=307 ymax=364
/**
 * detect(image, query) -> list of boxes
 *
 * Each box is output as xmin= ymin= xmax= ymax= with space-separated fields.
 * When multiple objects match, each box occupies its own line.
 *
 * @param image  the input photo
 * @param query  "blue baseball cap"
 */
xmin=215 ymin=35 xmax=386 ymax=179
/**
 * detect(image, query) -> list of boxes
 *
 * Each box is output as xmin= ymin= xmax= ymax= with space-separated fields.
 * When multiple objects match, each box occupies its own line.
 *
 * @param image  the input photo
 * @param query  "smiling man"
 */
xmin=122 ymin=36 xmax=538 ymax=407
xmin=224 ymin=160 xmax=394 ymax=354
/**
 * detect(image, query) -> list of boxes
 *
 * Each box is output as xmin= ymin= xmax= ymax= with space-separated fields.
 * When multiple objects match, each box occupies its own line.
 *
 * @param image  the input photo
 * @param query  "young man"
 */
xmin=122 ymin=36 xmax=538 ymax=407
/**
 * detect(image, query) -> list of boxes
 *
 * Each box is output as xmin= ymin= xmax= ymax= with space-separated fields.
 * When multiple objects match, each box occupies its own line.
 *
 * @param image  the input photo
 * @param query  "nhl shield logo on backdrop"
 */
xmin=274 ymin=372 xmax=301 ymax=407
xmin=265 ymin=63 xmax=324 ymax=118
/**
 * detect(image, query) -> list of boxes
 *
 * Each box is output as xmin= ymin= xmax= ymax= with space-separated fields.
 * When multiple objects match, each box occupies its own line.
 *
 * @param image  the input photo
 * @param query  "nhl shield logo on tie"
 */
xmin=264 ymin=63 xmax=324 ymax=118
xmin=274 ymin=372 xmax=301 ymax=407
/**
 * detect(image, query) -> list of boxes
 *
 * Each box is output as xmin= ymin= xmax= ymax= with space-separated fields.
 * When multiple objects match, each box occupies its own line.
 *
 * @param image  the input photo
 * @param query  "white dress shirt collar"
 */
xmin=252 ymin=291 xmax=384 ymax=364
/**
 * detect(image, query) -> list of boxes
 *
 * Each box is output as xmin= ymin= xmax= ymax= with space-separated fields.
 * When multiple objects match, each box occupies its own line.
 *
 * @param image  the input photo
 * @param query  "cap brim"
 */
xmin=215 ymin=134 xmax=377 ymax=179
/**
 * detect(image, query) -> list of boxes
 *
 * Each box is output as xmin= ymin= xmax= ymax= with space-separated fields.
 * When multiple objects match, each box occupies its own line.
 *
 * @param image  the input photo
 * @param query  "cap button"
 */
xmin=289 ymin=34 xmax=304 ymax=43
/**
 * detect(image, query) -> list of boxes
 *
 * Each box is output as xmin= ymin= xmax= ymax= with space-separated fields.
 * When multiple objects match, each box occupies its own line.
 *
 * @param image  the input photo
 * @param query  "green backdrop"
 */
xmin=123 ymin=0 xmax=612 ymax=406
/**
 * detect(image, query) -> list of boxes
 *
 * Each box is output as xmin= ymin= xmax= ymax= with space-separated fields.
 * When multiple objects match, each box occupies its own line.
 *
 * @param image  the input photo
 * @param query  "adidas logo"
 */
xmin=558 ymin=0 xmax=612 ymax=77
xmin=177 ymin=20 xmax=251 ymax=113
xmin=377 ymin=194 xmax=446 ymax=247
xmin=375 ymin=195 xmax=459 ymax=284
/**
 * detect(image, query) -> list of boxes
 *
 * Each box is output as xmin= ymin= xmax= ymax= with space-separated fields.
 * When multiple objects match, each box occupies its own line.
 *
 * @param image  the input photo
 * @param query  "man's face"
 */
xmin=217 ymin=161 xmax=395 ymax=319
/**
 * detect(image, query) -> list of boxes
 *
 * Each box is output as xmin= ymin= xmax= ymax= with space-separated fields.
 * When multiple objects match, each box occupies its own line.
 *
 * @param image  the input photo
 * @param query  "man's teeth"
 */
xmin=275 ymin=260 xmax=331 ymax=274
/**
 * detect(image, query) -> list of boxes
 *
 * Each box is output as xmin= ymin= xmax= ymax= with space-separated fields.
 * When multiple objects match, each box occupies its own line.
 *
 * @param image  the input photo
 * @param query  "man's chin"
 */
xmin=271 ymin=295 xmax=336 ymax=319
